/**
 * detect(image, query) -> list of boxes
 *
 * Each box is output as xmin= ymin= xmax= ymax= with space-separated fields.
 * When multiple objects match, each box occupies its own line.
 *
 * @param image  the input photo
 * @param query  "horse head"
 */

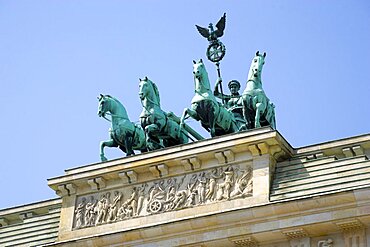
xmin=139 ymin=77 xmax=160 ymax=107
xmin=193 ymin=59 xmax=206 ymax=79
xmin=98 ymin=94 xmax=128 ymax=120
xmin=192 ymin=59 xmax=211 ymax=93
xmin=248 ymin=51 xmax=266 ymax=81
xmin=98 ymin=94 xmax=110 ymax=118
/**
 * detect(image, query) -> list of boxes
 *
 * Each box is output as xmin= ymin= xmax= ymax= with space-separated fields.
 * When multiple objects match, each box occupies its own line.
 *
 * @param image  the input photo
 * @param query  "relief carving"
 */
xmin=317 ymin=239 xmax=333 ymax=247
xmin=74 ymin=197 xmax=86 ymax=229
xmin=73 ymin=164 xmax=253 ymax=229
xmin=84 ymin=196 xmax=96 ymax=227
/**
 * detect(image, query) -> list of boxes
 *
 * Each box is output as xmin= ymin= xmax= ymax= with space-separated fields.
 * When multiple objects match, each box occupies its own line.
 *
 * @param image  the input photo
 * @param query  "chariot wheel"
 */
xmin=148 ymin=200 xmax=163 ymax=213
xmin=207 ymin=41 xmax=226 ymax=63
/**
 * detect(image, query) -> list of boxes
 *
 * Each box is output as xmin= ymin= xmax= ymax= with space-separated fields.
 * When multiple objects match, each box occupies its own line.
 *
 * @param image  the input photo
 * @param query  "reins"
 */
xmin=103 ymin=112 xmax=125 ymax=122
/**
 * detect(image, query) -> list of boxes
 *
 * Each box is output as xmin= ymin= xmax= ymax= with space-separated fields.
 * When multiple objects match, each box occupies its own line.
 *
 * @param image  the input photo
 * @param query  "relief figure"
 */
xmin=75 ymin=197 xmax=86 ymax=229
xmin=117 ymin=202 xmax=128 ymax=220
xmin=173 ymin=190 xmax=187 ymax=209
xmin=95 ymin=192 xmax=110 ymax=225
xmin=197 ymin=172 xmax=207 ymax=204
xmin=164 ymin=186 xmax=176 ymax=211
xmin=205 ymin=168 xmax=223 ymax=201
xmin=136 ymin=184 xmax=147 ymax=215
xmin=107 ymin=191 xmax=122 ymax=222
xmin=84 ymin=196 xmax=97 ymax=227
xmin=217 ymin=166 xmax=234 ymax=200
xmin=230 ymin=167 xmax=253 ymax=198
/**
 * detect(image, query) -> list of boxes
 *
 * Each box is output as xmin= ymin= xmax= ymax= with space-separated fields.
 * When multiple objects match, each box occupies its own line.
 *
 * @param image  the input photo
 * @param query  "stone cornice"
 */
xmin=47 ymin=128 xmax=292 ymax=193
xmin=0 ymin=198 xmax=61 ymax=227
xmin=295 ymin=132 xmax=370 ymax=156
xmin=0 ymin=198 xmax=61 ymax=217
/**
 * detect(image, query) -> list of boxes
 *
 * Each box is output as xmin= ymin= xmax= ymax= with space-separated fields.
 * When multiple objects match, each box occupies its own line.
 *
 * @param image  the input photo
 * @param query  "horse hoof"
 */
xmin=100 ymin=155 xmax=108 ymax=162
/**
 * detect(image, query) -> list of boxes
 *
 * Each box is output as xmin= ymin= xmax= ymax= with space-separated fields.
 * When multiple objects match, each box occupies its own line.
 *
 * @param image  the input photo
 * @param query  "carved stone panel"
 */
xmin=72 ymin=164 xmax=253 ymax=229
xmin=317 ymin=239 xmax=333 ymax=247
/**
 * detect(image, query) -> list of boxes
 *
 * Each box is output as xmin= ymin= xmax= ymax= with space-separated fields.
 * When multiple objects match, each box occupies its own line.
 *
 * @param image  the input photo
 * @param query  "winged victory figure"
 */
xmin=196 ymin=13 xmax=226 ymax=42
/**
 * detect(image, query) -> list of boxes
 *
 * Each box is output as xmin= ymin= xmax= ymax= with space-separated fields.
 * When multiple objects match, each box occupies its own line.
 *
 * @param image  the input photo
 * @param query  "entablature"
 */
xmin=47 ymin=127 xmax=292 ymax=197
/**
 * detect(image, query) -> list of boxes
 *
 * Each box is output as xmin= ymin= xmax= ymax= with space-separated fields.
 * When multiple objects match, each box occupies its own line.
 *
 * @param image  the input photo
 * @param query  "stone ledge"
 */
xmin=48 ymin=128 xmax=291 ymax=196
xmin=295 ymin=133 xmax=370 ymax=156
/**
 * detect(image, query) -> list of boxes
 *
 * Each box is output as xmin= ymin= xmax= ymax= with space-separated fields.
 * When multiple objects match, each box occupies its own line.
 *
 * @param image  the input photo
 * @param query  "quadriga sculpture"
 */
xmin=180 ymin=59 xmax=239 ymax=137
xmin=98 ymin=94 xmax=146 ymax=161
xmin=139 ymin=77 xmax=189 ymax=150
xmin=242 ymin=51 xmax=276 ymax=129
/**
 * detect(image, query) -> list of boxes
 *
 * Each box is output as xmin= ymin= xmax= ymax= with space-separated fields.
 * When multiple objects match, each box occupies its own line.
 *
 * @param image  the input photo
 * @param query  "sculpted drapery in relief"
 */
xmin=84 ymin=196 xmax=96 ymax=227
xmin=74 ymin=197 xmax=86 ymax=229
xmin=73 ymin=164 xmax=253 ymax=229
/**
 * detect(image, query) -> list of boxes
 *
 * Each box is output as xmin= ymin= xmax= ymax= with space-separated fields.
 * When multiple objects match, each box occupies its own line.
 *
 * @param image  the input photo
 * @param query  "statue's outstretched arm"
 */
xmin=214 ymin=78 xmax=231 ymax=101
xmin=214 ymin=78 xmax=221 ymax=97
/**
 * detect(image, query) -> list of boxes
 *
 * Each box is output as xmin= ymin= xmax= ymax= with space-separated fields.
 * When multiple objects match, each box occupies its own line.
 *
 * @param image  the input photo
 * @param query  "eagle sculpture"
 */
xmin=196 ymin=13 xmax=226 ymax=42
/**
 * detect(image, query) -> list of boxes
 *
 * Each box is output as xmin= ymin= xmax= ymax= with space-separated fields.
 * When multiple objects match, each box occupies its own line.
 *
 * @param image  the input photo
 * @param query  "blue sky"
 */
xmin=0 ymin=1 xmax=369 ymax=209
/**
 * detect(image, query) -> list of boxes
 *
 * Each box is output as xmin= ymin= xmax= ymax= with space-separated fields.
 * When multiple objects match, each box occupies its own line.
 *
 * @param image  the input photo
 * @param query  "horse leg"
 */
xmin=145 ymin=124 xmax=162 ymax=150
xmin=179 ymin=108 xmax=189 ymax=134
xmin=255 ymin=101 xmax=266 ymax=128
xmin=123 ymin=135 xmax=135 ymax=156
xmin=229 ymin=120 xmax=239 ymax=133
xmin=209 ymin=109 xmax=216 ymax=137
xmin=266 ymin=103 xmax=276 ymax=129
xmin=242 ymin=97 xmax=252 ymax=130
xmin=100 ymin=139 xmax=118 ymax=161
xmin=179 ymin=107 xmax=198 ymax=135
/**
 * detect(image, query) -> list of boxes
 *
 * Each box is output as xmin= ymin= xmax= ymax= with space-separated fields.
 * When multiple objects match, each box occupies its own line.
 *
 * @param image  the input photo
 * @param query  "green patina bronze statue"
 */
xmin=96 ymin=14 xmax=278 ymax=161
xmin=139 ymin=77 xmax=189 ymax=150
xmin=180 ymin=59 xmax=239 ymax=137
xmin=196 ymin=13 xmax=226 ymax=63
xmin=242 ymin=51 xmax=276 ymax=129
xmin=98 ymin=94 xmax=146 ymax=161
xmin=214 ymin=79 xmax=245 ymax=129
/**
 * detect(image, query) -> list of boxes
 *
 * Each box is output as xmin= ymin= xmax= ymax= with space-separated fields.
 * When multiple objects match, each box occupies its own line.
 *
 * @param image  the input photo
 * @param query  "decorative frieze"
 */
xmin=72 ymin=164 xmax=253 ymax=229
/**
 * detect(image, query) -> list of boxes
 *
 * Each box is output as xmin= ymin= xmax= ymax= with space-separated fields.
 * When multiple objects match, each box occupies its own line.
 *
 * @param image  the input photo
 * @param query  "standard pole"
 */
xmin=215 ymin=62 xmax=225 ymax=105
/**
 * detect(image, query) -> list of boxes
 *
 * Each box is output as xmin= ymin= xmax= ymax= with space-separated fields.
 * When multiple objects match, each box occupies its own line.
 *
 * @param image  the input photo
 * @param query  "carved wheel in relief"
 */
xmin=148 ymin=200 xmax=163 ymax=213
